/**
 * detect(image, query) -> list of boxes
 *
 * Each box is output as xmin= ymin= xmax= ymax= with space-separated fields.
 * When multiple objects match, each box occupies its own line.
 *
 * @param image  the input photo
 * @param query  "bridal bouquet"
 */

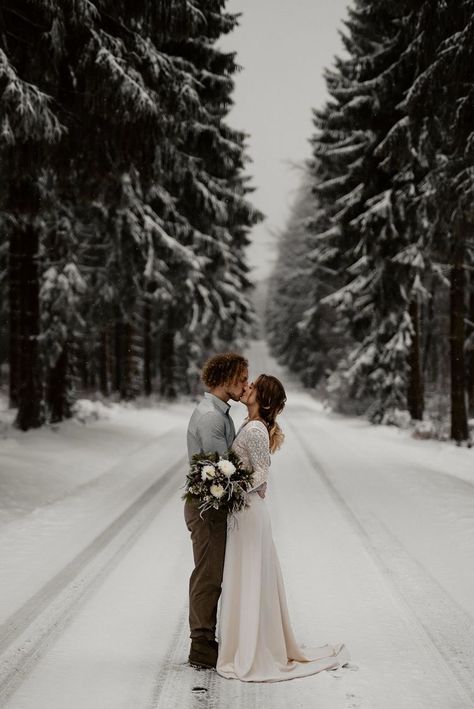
xmin=182 ymin=450 xmax=254 ymax=516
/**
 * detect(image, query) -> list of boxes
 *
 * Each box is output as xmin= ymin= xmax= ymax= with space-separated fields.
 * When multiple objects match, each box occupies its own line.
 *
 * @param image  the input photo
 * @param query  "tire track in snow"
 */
xmin=0 ymin=426 xmax=185 ymax=530
xmin=0 ymin=455 xmax=186 ymax=706
xmin=289 ymin=416 xmax=474 ymax=705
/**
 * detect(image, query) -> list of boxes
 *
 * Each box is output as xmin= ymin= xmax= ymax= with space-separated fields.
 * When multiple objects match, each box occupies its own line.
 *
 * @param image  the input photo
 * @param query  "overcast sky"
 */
xmin=220 ymin=0 xmax=350 ymax=281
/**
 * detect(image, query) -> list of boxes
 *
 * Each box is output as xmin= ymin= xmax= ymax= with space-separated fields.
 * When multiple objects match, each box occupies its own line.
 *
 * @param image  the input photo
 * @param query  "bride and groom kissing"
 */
xmin=185 ymin=352 xmax=350 ymax=683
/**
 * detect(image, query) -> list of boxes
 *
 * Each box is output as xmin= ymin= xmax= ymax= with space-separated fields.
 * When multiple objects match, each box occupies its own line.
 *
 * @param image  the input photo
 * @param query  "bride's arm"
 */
xmin=245 ymin=427 xmax=270 ymax=496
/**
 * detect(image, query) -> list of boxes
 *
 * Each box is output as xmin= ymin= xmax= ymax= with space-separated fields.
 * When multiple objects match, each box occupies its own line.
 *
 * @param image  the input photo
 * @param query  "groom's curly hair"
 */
xmin=201 ymin=352 xmax=248 ymax=388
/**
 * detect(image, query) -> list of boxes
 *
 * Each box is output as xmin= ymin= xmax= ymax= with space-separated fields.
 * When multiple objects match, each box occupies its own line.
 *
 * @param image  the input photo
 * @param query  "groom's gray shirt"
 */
xmin=187 ymin=392 xmax=236 ymax=461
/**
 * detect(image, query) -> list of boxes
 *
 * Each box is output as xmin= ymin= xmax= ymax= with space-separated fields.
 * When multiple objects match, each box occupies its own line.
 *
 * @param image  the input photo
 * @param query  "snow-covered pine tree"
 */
xmin=266 ymin=179 xmax=315 ymax=378
xmin=49 ymin=3 xmax=206 ymax=404
xmin=40 ymin=203 xmax=87 ymax=421
xmin=398 ymin=1 xmax=474 ymax=440
xmin=1 ymin=0 xmax=172 ymax=424
xmin=149 ymin=0 xmax=262 ymax=394
xmin=370 ymin=1 xmax=455 ymax=424
xmin=85 ymin=3 xmax=215 ymax=400
xmin=1 ymin=1 xmax=259 ymax=422
xmin=266 ymin=175 xmax=349 ymax=389
xmin=0 ymin=233 xmax=7 ymax=389
xmin=1 ymin=8 xmax=65 ymax=428
xmin=468 ymin=276 xmax=474 ymax=416
xmin=307 ymin=0 xmax=431 ymax=422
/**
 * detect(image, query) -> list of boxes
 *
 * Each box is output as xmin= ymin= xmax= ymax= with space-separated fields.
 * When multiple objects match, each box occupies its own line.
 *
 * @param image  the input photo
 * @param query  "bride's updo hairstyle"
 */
xmin=254 ymin=374 xmax=287 ymax=453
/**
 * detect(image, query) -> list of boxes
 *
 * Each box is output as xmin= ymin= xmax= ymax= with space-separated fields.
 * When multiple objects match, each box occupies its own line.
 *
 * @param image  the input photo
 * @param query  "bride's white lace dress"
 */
xmin=216 ymin=419 xmax=350 ymax=682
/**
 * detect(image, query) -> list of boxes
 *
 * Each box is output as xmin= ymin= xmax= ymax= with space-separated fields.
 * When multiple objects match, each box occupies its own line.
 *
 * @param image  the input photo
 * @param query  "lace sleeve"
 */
xmin=245 ymin=426 xmax=270 ymax=492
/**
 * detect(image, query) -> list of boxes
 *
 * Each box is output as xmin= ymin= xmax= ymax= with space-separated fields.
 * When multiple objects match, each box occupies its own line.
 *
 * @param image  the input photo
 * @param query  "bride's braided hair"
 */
xmin=254 ymin=374 xmax=287 ymax=453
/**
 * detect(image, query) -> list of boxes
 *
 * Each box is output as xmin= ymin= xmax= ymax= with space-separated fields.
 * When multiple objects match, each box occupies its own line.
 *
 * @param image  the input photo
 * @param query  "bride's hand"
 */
xmin=257 ymin=483 xmax=267 ymax=499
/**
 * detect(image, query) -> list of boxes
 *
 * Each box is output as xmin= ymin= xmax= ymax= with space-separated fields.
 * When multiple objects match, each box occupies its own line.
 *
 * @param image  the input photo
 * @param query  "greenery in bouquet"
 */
xmin=182 ymin=450 xmax=254 ymax=516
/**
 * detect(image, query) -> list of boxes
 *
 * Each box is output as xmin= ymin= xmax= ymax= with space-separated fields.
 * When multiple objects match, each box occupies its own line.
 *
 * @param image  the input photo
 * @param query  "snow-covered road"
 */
xmin=0 ymin=341 xmax=473 ymax=708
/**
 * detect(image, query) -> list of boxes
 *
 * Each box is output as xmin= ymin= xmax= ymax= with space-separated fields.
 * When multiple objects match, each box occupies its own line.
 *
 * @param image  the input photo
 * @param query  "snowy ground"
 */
xmin=0 ymin=340 xmax=473 ymax=709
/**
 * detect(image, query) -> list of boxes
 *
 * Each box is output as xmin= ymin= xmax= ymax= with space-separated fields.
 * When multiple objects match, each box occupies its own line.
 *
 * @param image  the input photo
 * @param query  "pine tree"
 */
xmin=398 ymin=2 xmax=474 ymax=440
xmin=1 ymin=13 xmax=65 ymax=428
xmin=307 ymin=2 xmax=427 ymax=421
xmin=149 ymin=0 xmax=261 ymax=394
xmin=1 ymin=1 xmax=261 ymax=427
xmin=274 ymin=0 xmax=472 ymax=438
xmin=467 ymin=274 xmax=474 ymax=416
xmin=267 ymin=175 xmax=349 ymax=388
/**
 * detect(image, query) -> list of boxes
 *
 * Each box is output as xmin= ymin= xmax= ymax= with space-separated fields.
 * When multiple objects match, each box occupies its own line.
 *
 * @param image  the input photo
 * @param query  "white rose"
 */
xmin=217 ymin=459 xmax=236 ymax=478
xmin=201 ymin=465 xmax=216 ymax=481
xmin=210 ymin=484 xmax=225 ymax=499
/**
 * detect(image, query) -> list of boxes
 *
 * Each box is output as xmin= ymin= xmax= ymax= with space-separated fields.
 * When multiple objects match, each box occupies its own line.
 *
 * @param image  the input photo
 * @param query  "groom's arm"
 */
xmin=197 ymin=412 xmax=228 ymax=456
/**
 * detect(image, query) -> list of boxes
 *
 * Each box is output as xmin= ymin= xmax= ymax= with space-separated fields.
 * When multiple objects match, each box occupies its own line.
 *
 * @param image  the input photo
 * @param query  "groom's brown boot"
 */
xmin=189 ymin=639 xmax=218 ymax=669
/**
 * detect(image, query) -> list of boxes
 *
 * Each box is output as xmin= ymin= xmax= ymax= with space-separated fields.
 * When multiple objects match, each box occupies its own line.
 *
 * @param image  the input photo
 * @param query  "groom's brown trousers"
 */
xmin=184 ymin=498 xmax=227 ymax=642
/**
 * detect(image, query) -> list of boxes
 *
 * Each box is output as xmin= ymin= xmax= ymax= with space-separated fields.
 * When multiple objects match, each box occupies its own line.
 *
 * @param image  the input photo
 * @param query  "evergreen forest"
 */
xmin=267 ymin=0 xmax=474 ymax=442
xmin=0 ymin=0 xmax=261 ymax=430
xmin=2 ymin=0 xmax=474 ymax=443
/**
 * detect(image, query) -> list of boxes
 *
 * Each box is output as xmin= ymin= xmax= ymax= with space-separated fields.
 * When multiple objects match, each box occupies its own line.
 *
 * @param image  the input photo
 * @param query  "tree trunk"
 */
xmin=121 ymin=320 xmax=134 ymax=400
xmin=15 ymin=222 xmax=44 ymax=430
xmin=99 ymin=329 xmax=109 ymax=396
xmin=468 ymin=274 xmax=474 ymax=416
xmin=107 ymin=324 xmax=115 ymax=394
xmin=159 ymin=310 xmax=177 ymax=399
xmin=114 ymin=313 xmax=123 ymax=393
xmin=449 ymin=221 xmax=468 ymax=442
xmin=8 ymin=230 xmax=21 ymax=408
xmin=89 ymin=360 xmax=96 ymax=389
xmin=407 ymin=298 xmax=424 ymax=420
xmin=80 ymin=345 xmax=89 ymax=390
xmin=47 ymin=342 xmax=71 ymax=423
xmin=422 ymin=281 xmax=436 ymax=375
xmin=143 ymin=298 xmax=152 ymax=396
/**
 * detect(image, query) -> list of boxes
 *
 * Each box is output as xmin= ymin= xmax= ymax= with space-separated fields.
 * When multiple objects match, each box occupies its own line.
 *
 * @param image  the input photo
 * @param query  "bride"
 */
xmin=216 ymin=373 xmax=350 ymax=682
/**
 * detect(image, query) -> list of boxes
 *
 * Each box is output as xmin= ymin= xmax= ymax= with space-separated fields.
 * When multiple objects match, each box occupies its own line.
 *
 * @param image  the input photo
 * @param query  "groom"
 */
xmin=185 ymin=352 xmax=249 ymax=669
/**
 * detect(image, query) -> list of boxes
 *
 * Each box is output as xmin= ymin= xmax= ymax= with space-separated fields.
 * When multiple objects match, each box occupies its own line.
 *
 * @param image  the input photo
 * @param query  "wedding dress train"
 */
xmin=216 ymin=420 xmax=350 ymax=683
